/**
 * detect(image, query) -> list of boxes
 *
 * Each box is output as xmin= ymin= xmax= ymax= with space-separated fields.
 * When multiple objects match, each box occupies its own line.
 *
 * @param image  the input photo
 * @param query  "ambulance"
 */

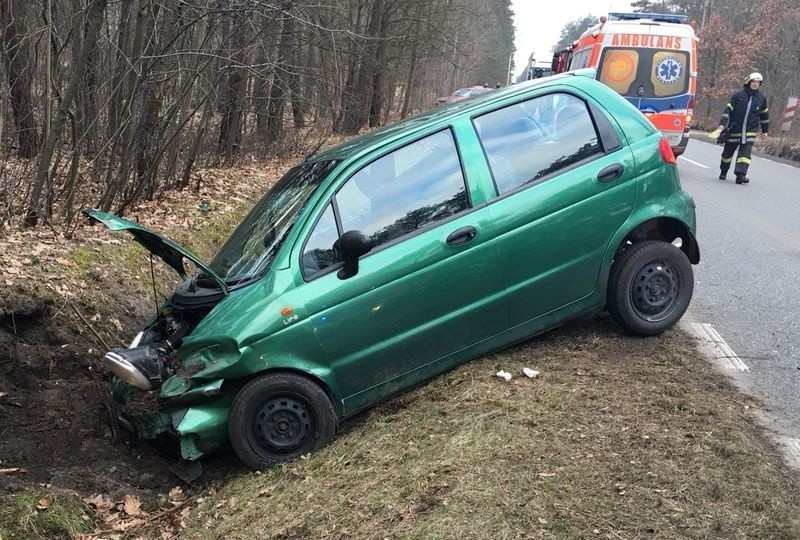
xmin=553 ymin=13 xmax=698 ymax=156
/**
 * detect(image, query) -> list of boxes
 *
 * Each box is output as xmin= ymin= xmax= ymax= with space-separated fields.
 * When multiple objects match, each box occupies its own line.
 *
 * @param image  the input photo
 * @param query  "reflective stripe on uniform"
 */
xmin=737 ymin=157 xmax=751 ymax=164
xmin=721 ymin=157 xmax=733 ymax=163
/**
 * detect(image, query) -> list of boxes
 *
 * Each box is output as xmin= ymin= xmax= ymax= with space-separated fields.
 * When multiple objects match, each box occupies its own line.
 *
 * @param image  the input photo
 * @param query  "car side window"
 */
xmin=335 ymin=129 xmax=469 ymax=249
xmin=302 ymin=203 xmax=339 ymax=276
xmin=474 ymin=93 xmax=602 ymax=195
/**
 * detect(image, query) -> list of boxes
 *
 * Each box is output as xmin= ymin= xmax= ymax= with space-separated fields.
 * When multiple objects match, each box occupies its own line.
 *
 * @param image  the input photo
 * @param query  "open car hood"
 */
xmin=83 ymin=209 xmax=228 ymax=295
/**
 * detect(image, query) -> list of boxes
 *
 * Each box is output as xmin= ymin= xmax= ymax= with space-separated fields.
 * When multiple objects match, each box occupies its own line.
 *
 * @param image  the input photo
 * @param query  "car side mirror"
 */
xmin=336 ymin=230 xmax=372 ymax=280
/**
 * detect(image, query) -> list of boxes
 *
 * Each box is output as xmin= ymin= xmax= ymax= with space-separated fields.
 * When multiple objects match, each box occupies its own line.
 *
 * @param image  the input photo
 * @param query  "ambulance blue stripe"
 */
xmin=623 ymin=95 xmax=692 ymax=111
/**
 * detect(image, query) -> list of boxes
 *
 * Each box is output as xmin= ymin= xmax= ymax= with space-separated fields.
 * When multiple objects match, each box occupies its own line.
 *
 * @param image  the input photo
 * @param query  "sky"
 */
xmin=510 ymin=0 xmax=633 ymax=75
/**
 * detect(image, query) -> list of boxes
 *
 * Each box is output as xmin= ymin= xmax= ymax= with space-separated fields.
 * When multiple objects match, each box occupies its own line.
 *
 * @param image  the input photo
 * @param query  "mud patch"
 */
xmin=0 ymin=286 xmax=179 ymax=500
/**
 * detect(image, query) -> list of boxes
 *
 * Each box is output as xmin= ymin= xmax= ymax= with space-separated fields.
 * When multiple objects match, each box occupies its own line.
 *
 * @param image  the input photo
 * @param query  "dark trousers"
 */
xmin=720 ymin=141 xmax=753 ymax=177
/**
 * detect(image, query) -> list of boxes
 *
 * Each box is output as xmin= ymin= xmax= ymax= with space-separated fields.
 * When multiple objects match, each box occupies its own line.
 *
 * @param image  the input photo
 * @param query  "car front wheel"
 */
xmin=608 ymin=241 xmax=693 ymax=336
xmin=228 ymin=373 xmax=337 ymax=470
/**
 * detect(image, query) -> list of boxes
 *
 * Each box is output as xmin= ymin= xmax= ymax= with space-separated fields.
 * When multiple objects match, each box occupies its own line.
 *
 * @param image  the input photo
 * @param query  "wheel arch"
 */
xmin=224 ymin=366 xmax=344 ymax=419
xmin=614 ymin=216 xmax=699 ymax=265
xmin=598 ymin=215 xmax=699 ymax=301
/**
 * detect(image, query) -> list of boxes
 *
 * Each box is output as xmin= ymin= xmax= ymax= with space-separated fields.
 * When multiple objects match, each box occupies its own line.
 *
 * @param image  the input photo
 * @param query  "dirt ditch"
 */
xmin=0 ymin=286 xmax=180 ymax=500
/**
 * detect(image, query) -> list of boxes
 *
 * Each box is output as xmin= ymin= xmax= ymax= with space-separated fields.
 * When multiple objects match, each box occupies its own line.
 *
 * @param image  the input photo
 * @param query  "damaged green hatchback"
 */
xmin=86 ymin=69 xmax=699 ymax=470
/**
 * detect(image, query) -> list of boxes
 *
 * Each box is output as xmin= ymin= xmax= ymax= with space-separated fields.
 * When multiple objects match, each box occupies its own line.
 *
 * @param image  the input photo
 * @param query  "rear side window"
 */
xmin=474 ymin=93 xmax=602 ymax=195
xmin=302 ymin=130 xmax=469 ymax=277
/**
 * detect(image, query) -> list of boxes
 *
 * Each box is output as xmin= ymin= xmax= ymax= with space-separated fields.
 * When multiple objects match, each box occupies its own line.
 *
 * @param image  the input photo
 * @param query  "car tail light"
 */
xmin=659 ymin=136 xmax=677 ymax=165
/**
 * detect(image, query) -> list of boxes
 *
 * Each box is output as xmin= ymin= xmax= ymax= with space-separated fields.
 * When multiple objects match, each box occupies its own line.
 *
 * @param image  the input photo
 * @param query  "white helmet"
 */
xmin=745 ymin=72 xmax=764 ymax=83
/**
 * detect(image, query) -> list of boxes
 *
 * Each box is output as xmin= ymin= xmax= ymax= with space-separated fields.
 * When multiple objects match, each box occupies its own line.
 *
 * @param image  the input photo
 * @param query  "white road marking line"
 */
xmin=678 ymin=156 xmax=709 ymax=168
xmin=689 ymin=322 xmax=750 ymax=371
xmin=783 ymin=438 xmax=800 ymax=469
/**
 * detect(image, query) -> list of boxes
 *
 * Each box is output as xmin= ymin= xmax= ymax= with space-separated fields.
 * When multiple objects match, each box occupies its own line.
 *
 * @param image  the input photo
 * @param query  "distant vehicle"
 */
xmin=553 ymin=12 xmax=698 ymax=156
xmin=516 ymin=54 xmax=554 ymax=83
xmin=86 ymin=69 xmax=699 ymax=470
xmin=436 ymin=85 xmax=493 ymax=105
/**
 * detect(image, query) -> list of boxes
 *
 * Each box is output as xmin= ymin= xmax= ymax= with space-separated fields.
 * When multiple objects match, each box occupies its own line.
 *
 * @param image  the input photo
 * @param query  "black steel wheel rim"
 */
xmin=630 ymin=259 xmax=679 ymax=322
xmin=251 ymin=394 xmax=315 ymax=454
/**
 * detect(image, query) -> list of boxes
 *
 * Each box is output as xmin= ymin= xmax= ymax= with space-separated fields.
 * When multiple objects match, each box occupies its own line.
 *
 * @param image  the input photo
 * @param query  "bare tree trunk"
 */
xmin=106 ymin=1 xmax=134 ymax=141
xmin=264 ymin=6 xmax=296 ymax=147
xmin=118 ymin=2 xmax=164 ymax=213
xmin=133 ymin=82 xmax=162 ymax=199
xmin=285 ymin=10 xmax=305 ymax=128
xmin=217 ymin=7 xmax=247 ymax=164
xmin=25 ymin=0 xmax=107 ymax=227
xmin=98 ymin=0 xmax=149 ymax=211
xmin=0 ymin=19 xmax=7 ymax=155
xmin=80 ymin=10 xmax=100 ymax=154
xmin=1 ymin=0 xmax=40 ymax=158
xmin=401 ymin=4 xmax=424 ymax=120
xmin=62 ymin=113 xmax=82 ymax=221
xmin=339 ymin=0 xmax=386 ymax=134
xmin=182 ymin=97 xmax=212 ymax=188
xmin=368 ymin=8 xmax=391 ymax=128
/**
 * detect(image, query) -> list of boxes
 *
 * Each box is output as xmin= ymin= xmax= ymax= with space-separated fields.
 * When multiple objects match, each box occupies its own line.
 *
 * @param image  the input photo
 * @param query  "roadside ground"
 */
xmin=2 ymin=154 xmax=800 ymax=539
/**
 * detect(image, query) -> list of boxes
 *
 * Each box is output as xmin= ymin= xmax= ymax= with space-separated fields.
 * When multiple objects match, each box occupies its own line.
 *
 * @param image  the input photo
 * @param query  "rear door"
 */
xmin=473 ymin=88 xmax=637 ymax=326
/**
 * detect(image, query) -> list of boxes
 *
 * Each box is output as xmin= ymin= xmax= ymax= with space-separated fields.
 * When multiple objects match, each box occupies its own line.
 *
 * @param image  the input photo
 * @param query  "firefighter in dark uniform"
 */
xmin=717 ymin=72 xmax=770 ymax=184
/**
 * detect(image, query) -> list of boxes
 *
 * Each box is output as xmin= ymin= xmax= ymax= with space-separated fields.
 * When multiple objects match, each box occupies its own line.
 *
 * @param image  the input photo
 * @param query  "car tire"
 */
xmin=607 ymin=241 xmax=693 ymax=336
xmin=228 ymin=372 xmax=337 ymax=470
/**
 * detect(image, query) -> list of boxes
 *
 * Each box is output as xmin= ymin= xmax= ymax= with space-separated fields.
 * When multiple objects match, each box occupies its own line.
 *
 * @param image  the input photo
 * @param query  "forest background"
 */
xmin=0 ymin=0 xmax=798 ymax=230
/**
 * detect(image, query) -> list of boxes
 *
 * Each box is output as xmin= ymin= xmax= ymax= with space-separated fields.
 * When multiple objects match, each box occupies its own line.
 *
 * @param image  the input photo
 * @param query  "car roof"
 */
xmin=310 ymin=69 xmax=598 ymax=163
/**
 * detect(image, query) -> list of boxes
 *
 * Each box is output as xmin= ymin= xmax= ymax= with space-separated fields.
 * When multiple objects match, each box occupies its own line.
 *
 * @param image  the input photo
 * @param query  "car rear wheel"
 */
xmin=228 ymin=373 xmax=336 ymax=470
xmin=608 ymin=241 xmax=693 ymax=336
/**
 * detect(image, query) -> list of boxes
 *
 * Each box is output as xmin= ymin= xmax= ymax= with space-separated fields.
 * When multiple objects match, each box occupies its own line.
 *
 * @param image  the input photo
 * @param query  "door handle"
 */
xmin=597 ymin=163 xmax=624 ymax=183
xmin=446 ymin=226 xmax=477 ymax=246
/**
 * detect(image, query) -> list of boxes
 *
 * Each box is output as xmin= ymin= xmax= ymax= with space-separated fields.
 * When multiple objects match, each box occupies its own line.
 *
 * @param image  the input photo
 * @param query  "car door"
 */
xmin=297 ymin=129 xmax=508 ymax=414
xmin=473 ymin=89 xmax=637 ymax=327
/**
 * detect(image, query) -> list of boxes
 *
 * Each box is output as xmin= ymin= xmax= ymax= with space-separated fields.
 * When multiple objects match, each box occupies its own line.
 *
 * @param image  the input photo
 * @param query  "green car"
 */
xmin=85 ymin=68 xmax=699 ymax=470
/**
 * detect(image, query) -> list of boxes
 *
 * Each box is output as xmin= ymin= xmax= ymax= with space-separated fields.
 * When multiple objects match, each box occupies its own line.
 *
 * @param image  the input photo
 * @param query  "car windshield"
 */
xmin=208 ymin=160 xmax=338 ymax=284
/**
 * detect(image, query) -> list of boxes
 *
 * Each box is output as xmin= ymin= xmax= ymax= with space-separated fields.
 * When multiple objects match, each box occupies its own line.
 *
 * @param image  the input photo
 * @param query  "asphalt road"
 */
xmin=677 ymin=136 xmax=800 ymax=439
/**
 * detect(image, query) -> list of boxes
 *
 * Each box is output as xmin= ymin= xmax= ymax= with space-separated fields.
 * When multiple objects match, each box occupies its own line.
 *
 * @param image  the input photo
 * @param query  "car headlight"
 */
xmin=103 ymin=346 xmax=167 ymax=391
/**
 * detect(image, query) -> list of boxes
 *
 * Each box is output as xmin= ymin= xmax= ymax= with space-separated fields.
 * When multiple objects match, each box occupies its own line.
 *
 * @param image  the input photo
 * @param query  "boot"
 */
xmin=718 ymin=172 xmax=726 ymax=180
xmin=735 ymin=174 xmax=750 ymax=184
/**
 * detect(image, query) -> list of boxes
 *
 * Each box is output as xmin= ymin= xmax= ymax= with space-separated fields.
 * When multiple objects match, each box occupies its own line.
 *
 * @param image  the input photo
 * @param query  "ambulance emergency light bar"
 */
xmin=607 ymin=12 xmax=689 ymax=24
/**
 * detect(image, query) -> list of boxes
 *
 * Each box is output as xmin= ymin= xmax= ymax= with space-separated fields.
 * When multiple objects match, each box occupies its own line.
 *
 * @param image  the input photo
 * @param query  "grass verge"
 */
xmin=179 ymin=314 xmax=800 ymax=540
xmin=0 ymin=491 xmax=92 ymax=540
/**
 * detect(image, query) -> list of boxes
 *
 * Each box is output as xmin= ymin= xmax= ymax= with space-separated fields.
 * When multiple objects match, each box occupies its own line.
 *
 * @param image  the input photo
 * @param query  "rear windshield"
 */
xmin=597 ymin=47 xmax=689 ymax=98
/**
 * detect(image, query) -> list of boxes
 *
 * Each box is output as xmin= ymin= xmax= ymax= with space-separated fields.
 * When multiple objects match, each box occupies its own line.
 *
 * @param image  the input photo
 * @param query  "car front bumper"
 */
xmin=111 ymin=378 xmax=231 ymax=461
